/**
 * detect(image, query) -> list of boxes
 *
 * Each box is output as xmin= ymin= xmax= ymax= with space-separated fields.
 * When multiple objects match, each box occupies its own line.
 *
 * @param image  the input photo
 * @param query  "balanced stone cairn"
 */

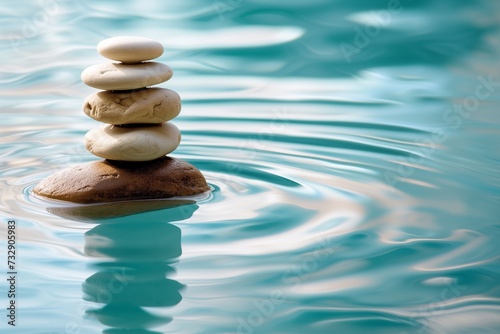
xmin=34 ymin=36 xmax=209 ymax=204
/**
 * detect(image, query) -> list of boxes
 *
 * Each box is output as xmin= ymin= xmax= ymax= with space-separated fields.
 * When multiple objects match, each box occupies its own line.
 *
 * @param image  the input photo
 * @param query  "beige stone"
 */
xmin=33 ymin=157 xmax=210 ymax=204
xmin=97 ymin=36 xmax=164 ymax=64
xmin=81 ymin=62 xmax=172 ymax=90
xmin=83 ymin=88 xmax=181 ymax=124
xmin=84 ymin=122 xmax=181 ymax=161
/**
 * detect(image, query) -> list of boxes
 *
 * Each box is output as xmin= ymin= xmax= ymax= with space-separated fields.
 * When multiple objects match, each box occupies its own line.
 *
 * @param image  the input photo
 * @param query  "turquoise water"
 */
xmin=1 ymin=0 xmax=500 ymax=333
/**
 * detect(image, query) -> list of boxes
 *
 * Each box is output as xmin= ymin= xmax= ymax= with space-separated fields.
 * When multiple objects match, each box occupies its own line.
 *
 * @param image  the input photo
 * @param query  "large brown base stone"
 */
xmin=34 ymin=157 xmax=210 ymax=204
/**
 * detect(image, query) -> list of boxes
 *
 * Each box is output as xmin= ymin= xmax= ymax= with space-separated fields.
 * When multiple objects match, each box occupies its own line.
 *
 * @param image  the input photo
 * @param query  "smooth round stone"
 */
xmin=97 ymin=36 xmax=164 ymax=64
xmin=83 ymin=88 xmax=181 ymax=124
xmin=84 ymin=122 xmax=181 ymax=161
xmin=81 ymin=62 xmax=173 ymax=90
xmin=33 ymin=157 xmax=210 ymax=204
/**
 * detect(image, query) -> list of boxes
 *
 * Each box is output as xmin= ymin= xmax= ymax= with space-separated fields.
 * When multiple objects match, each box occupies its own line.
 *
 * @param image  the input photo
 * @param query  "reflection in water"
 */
xmin=80 ymin=202 xmax=198 ymax=333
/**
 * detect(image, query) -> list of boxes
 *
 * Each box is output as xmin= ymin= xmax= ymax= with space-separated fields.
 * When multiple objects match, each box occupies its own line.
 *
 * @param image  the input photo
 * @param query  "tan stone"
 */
xmin=33 ymin=157 xmax=210 ymax=204
xmin=97 ymin=36 xmax=164 ymax=64
xmin=84 ymin=122 xmax=181 ymax=161
xmin=81 ymin=62 xmax=173 ymax=90
xmin=83 ymin=88 xmax=181 ymax=124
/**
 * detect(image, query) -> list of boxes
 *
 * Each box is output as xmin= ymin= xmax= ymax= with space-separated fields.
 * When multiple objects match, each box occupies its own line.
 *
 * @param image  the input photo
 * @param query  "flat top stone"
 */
xmin=97 ymin=36 xmax=164 ymax=63
xmin=81 ymin=62 xmax=173 ymax=90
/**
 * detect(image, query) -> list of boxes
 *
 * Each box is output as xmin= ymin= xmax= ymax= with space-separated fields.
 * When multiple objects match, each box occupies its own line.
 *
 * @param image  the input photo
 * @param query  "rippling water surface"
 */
xmin=1 ymin=0 xmax=500 ymax=333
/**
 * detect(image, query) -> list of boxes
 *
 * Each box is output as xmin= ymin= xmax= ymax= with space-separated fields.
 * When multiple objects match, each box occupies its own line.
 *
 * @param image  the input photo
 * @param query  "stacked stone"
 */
xmin=81 ymin=36 xmax=181 ymax=161
xmin=34 ymin=36 xmax=209 ymax=205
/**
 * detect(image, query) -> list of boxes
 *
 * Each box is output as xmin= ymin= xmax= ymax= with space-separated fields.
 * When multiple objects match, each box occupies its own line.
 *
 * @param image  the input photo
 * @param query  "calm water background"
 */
xmin=1 ymin=0 xmax=500 ymax=333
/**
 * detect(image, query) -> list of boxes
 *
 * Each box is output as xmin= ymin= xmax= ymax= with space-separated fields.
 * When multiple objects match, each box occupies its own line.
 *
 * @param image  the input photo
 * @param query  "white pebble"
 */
xmin=97 ymin=36 xmax=164 ymax=63
xmin=81 ymin=62 xmax=173 ymax=90
xmin=84 ymin=122 xmax=181 ymax=161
